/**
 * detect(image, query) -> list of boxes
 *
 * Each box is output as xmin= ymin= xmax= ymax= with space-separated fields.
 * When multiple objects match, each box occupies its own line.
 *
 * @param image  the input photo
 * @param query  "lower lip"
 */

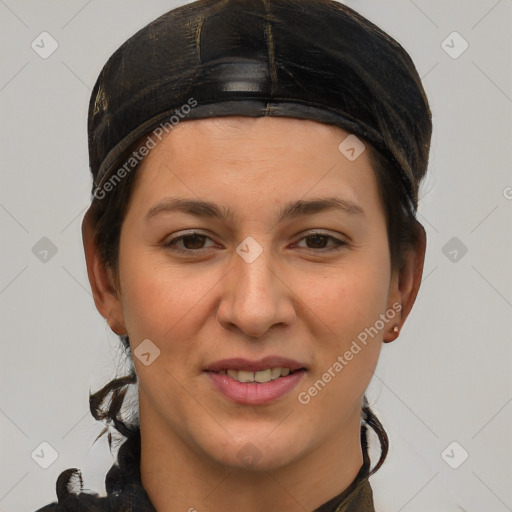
xmin=207 ymin=370 xmax=306 ymax=405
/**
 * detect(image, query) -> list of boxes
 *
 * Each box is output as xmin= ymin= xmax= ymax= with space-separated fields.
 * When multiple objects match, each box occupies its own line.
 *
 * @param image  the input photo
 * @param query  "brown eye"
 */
xmin=295 ymin=233 xmax=347 ymax=252
xmin=305 ymin=234 xmax=330 ymax=249
xmin=163 ymin=232 xmax=216 ymax=253
xmin=180 ymin=234 xmax=207 ymax=250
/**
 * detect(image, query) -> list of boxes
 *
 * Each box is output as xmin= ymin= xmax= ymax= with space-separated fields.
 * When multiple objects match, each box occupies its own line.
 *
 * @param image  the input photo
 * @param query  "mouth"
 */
xmin=205 ymin=357 xmax=307 ymax=405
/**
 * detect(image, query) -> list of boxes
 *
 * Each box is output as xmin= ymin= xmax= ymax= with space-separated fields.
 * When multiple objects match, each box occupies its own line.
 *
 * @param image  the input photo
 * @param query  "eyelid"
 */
xmin=292 ymin=230 xmax=348 ymax=250
xmin=295 ymin=228 xmax=348 ymax=241
xmin=163 ymin=230 xmax=217 ymax=248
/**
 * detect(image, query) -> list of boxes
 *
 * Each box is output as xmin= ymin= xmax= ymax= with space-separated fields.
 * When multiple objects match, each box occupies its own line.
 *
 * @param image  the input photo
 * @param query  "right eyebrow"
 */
xmin=145 ymin=197 xmax=235 ymax=221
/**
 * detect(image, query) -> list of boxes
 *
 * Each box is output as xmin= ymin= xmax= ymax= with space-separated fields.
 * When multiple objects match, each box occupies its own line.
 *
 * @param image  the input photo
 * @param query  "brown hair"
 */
xmin=86 ymin=131 xmax=425 ymax=475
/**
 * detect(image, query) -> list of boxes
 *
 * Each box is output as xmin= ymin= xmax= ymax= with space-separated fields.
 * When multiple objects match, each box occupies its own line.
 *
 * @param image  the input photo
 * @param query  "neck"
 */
xmin=139 ymin=403 xmax=365 ymax=512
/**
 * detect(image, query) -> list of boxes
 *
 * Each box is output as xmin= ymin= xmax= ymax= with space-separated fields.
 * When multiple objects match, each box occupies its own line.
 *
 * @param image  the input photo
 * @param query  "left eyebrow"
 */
xmin=276 ymin=197 xmax=365 ymax=222
xmin=144 ymin=196 xmax=365 ymax=222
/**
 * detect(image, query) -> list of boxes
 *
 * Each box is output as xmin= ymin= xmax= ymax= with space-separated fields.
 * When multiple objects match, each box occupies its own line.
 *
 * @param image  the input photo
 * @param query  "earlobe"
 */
xmin=384 ymin=222 xmax=426 ymax=343
xmin=81 ymin=209 xmax=127 ymax=336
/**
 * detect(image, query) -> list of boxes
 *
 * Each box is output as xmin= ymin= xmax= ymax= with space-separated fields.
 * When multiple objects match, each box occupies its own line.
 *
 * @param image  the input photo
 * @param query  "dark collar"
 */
xmin=312 ymin=445 xmax=375 ymax=512
xmin=106 ymin=428 xmax=375 ymax=512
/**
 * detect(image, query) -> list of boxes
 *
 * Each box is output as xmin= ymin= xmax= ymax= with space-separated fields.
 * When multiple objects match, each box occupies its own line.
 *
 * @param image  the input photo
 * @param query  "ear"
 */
xmin=384 ymin=222 xmax=426 ymax=343
xmin=82 ymin=209 xmax=127 ymax=336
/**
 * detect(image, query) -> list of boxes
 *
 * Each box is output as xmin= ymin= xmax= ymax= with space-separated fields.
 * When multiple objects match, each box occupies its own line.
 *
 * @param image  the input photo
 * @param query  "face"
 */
xmin=104 ymin=116 xmax=403 ymax=470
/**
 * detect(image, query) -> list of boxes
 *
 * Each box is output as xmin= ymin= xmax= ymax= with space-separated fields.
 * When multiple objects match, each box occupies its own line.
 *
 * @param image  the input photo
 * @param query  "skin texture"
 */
xmin=83 ymin=116 xmax=425 ymax=512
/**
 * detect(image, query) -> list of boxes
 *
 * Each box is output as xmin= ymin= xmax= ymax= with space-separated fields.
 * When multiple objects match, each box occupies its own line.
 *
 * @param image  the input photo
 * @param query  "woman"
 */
xmin=36 ymin=0 xmax=431 ymax=510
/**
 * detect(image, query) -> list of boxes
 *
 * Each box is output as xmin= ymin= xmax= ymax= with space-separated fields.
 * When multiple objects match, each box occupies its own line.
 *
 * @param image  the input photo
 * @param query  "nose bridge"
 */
xmin=237 ymin=248 xmax=275 ymax=302
xmin=217 ymin=239 xmax=294 ymax=337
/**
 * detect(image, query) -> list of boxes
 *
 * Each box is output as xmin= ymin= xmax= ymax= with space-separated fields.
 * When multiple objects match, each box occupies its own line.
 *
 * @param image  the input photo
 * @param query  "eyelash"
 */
xmin=162 ymin=231 xmax=347 ymax=255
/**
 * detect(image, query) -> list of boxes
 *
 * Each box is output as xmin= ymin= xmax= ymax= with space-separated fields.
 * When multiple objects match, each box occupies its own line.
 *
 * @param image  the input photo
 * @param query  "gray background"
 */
xmin=1 ymin=1 xmax=511 ymax=511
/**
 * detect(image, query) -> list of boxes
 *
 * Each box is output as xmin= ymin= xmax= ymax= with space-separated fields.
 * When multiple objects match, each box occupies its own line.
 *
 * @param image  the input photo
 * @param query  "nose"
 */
xmin=216 ymin=247 xmax=296 ymax=339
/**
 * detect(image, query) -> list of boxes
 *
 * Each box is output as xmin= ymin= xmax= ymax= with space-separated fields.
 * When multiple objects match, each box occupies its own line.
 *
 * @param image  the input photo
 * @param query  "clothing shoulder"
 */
xmin=32 ymin=468 xmax=112 ymax=512
xmin=33 ymin=433 xmax=156 ymax=512
xmin=34 ymin=504 xmax=59 ymax=512
xmin=33 ymin=494 xmax=111 ymax=512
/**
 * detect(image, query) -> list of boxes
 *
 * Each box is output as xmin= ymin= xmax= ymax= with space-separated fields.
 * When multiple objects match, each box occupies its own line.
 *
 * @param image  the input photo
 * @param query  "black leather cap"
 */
xmin=88 ymin=0 xmax=431 ymax=211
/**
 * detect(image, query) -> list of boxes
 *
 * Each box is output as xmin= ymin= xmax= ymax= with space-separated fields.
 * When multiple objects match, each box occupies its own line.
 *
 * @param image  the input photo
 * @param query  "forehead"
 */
xmin=143 ymin=116 xmax=350 ymax=159
xmin=129 ymin=116 xmax=382 ymax=218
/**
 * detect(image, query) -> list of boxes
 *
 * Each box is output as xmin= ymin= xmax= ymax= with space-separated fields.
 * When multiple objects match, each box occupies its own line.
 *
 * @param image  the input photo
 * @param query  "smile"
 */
xmin=205 ymin=356 xmax=307 ymax=405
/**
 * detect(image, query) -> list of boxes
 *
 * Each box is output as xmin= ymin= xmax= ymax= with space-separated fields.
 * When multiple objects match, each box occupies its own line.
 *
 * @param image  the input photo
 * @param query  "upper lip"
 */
xmin=206 ymin=357 xmax=306 ymax=373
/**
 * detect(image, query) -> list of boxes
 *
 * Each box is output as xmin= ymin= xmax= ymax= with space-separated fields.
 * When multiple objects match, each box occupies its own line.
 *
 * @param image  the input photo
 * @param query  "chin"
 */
xmin=198 ymin=426 xmax=308 ymax=472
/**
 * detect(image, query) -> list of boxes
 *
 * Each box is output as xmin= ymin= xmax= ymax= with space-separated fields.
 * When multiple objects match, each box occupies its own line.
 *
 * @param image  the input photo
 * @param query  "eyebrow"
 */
xmin=145 ymin=196 xmax=365 ymax=223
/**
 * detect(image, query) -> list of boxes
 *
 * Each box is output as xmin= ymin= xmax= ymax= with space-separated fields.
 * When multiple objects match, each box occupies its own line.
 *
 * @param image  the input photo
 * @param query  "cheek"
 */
xmin=117 ymin=245 xmax=207 ymax=345
xmin=295 ymin=253 xmax=390 ymax=397
xmin=301 ymin=261 xmax=390 ymax=339
xmin=297 ymin=269 xmax=387 ymax=419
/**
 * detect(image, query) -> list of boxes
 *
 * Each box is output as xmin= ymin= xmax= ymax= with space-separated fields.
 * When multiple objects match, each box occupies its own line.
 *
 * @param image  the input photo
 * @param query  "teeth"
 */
xmin=254 ymin=369 xmax=272 ymax=383
xmin=222 ymin=367 xmax=295 ymax=383
xmin=238 ymin=370 xmax=254 ymax=383
xmin=270 ymin=367 xmax=281 ymax=379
